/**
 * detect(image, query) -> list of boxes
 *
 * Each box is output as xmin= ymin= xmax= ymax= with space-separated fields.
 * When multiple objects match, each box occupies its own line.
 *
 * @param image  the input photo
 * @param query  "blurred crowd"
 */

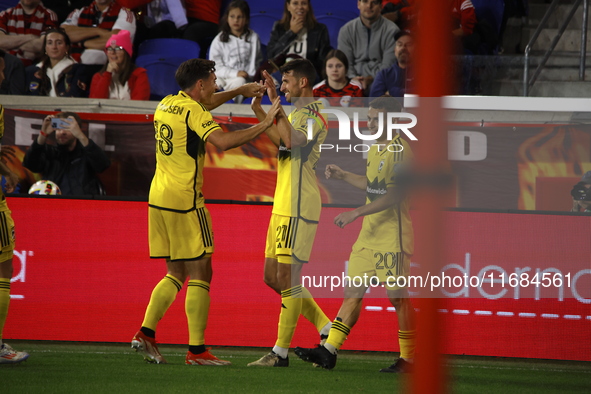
xmin=0 ymin=0 xmax=525 ymax=103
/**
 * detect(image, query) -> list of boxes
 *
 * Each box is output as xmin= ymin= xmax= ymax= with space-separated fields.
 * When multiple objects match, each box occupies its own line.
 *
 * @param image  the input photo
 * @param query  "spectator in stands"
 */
xmin=338 ymin=0 xmax=399 ymax=94
xmin=23 ymin=111 xmax=111 ymax=196
xmin=313 ymin=49 xmax=363 ymax=107
xmin=381 ymin=0 xmax=416 ymax=31
xmin=450 ymin=0 xmax=480 ymax=54
xmin=571 ymin=171 xmax=591 ymax=213
xmin=370 ymin=30 xmax=413 ymax=97
xmin=0 ymin=48 xmax=25 ymax=95
xmin=266 ymin=0 xmax=331 ymax=80
xmin=209 ymin=0 xmax=261 ymax=104
xmin=61 ymin=0 xmax=136 ymax=66
xmin=89 ymin=29 xmax=149 ymax=100
xmin=183 ymin=0 xmax=221 ymax=58
xmin=0 ymin=0 xmax=58 ymax=66
xmin=25 ymin=28 xmax=93 ymax=97
xmin=119 ymin=0 xmax=187 ymax=51
xmin=42 ymin=1 xmax=93 ymax=25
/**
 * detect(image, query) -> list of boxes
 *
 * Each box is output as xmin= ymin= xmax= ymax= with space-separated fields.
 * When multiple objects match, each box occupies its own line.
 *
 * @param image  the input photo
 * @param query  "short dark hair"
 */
xmin=369 ymin=96 xmax=403 ymax=113
xmin=280 ymin=59 xmax=316 ymax=87
xmin=220 ymin=0 xmax=252 ymax=43
xmin=322 ymin=49 xmax=349 ymax=80
xmin=175 ymin=59 xmax=216 ymax=91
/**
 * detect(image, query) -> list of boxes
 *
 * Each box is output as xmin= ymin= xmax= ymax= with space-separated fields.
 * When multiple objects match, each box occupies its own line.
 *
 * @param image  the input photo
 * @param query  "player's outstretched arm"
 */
xmin=208 ymin=97 xmax=281 ymax=151
xmin=204 ymin=82 xmax=264 ymax=111
xmin=334 ymin=186 xmax=402 ymax=228
xmin=326 ymin=164 xmax=367 ymax=190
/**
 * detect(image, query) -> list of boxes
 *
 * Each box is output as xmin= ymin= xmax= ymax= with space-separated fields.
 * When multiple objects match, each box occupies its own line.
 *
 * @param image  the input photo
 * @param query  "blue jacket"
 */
xmin=370 ymin=61 xmax=409 ymax=97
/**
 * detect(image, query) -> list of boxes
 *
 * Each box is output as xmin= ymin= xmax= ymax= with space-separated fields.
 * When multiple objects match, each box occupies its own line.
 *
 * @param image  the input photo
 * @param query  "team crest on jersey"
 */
xmin=378 ymin=160 xmax=385 ymax=173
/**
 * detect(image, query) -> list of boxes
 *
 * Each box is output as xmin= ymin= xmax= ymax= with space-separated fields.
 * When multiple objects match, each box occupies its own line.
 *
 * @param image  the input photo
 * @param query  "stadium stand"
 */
xmin=314 ymin=3 xmax=359 ymax=20
xmin=135 ymin=55 xmax=188 ymax=100
xmin=315 ymin=11 xmax=357 ymax=49
xmin=137 ymin=38 xmax=200 ymax=59
xmin=136 ymin=39 xmax=201 ymax=100
xmin=0 ymin=0 xmax=17 ymax=11
xmin=249 ymin=10 xmax=282 ymax=46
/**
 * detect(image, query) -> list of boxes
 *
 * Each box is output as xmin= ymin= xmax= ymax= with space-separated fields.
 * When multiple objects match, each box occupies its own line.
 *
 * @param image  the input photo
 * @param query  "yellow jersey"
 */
xmin=354 ymin=135 xmax=414 ymax=254
xmin=0 ymin=105 xmax=7 ymax=212
xmin=272 ymin=100 xmax=328 ymax=222
xmin=149 ymin=91 xmax=222 ymax=212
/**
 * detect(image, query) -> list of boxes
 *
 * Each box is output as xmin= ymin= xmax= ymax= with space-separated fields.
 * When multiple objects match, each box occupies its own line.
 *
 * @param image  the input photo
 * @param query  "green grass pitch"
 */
xmin=1 ymin=341 xmax=590 ymax=393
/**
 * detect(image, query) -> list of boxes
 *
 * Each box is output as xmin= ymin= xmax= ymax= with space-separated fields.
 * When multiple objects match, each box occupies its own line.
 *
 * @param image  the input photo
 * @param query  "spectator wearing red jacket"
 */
xmin=450 ymin=0 xmax=480 ymax=53
xmin=381 ymin=0 xmax=417 ymax=31
xmin=89 ymin=29 xmax=150 ymax=100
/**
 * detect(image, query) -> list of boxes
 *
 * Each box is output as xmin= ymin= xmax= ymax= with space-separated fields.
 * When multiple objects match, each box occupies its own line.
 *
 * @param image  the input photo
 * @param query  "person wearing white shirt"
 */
xmin=208 ymin=0 xmax=261 ymax=104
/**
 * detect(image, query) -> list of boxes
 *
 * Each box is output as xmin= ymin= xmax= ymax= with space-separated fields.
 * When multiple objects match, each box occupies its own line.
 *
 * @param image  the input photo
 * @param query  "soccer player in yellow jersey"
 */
xmin=295 ymin=97 xmax=416 ymax=373
xmin=131 ymin=58 xmax=281 ymax=365
xmin=247 ymin=60 xmax=332 ymax=367
xmin=0 ymin=54 xmax=29 ymax=364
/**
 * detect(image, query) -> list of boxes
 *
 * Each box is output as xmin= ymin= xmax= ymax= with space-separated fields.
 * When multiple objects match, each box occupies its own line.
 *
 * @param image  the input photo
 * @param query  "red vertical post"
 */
xmin=411 ymin=0 xmax=452 ymax=393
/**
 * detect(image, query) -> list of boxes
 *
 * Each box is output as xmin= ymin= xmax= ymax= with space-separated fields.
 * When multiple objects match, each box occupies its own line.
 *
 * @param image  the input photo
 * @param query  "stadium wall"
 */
xmin=3 ymin=198 xmax=590 ymax=362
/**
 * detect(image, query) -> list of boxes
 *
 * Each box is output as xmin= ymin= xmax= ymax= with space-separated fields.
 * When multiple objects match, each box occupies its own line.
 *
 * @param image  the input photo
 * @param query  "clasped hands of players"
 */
xmin=239 ymin=81 xmax=266 ymax=98
xmin=40 ymin=115 xmax=89 ymax=146
xmin=251 ymin=70 xmax=287 ymax=117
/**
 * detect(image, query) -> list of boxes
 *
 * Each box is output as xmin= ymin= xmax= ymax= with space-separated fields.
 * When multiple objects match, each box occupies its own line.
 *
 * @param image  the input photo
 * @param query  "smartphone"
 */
xmin=51 ymin=118 xmax=69 ymax=129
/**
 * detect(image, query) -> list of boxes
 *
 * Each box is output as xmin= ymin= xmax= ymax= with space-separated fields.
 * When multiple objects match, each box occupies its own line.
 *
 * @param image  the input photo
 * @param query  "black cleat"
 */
xmin=294 ymin=345 xmax=337 ymax=370
xmin=380 ymin=358 xmax=413 ymax=373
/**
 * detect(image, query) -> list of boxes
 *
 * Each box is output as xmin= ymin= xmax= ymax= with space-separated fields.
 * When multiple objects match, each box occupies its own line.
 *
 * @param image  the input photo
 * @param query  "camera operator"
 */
xmin=571 ymin=171 xmax=591 ymax=213
xmin=23 ymin=112 xmax=111 ymax=196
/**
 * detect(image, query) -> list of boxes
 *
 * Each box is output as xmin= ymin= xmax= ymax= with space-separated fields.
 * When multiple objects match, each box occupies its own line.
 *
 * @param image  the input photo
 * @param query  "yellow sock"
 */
xmin=186 ymin=280 xmax=210 ymax=346
xmin=0 ymin=278 xmax=10 ymax=341
xmin=398 ymin=330 xmax=416 ymax=360
xmin=141 ymin=274 xmax=182 ymax=330
xmin=300 ymin=287 xmax=330 ymax=333
xmin=275 ymin=285 xmax=303 ymax=349
xmin=325 ymin=319 xmax=351 ymax=352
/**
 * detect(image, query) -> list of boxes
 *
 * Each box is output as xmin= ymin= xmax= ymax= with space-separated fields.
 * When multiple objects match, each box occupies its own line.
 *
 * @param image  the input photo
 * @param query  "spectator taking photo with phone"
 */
xmin=22 ymin=112 xmax=111 ymax=196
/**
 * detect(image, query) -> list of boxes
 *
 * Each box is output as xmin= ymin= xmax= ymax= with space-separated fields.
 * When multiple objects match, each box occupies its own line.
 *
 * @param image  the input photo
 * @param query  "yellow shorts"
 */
xmin=149 ymin=206 xmax=214 ymax=261
xmin=0 ymin=210 xmax=15 ymax=263
xmin=265 ymin=214 xmax=318 ymax=264
xmin=347 ymin=244 xmax=410 ymax=290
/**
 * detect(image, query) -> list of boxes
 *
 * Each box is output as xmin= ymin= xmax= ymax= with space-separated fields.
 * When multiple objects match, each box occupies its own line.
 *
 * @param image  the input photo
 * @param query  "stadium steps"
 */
xmin=487 ymin=0 xmax=591 ymax=97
